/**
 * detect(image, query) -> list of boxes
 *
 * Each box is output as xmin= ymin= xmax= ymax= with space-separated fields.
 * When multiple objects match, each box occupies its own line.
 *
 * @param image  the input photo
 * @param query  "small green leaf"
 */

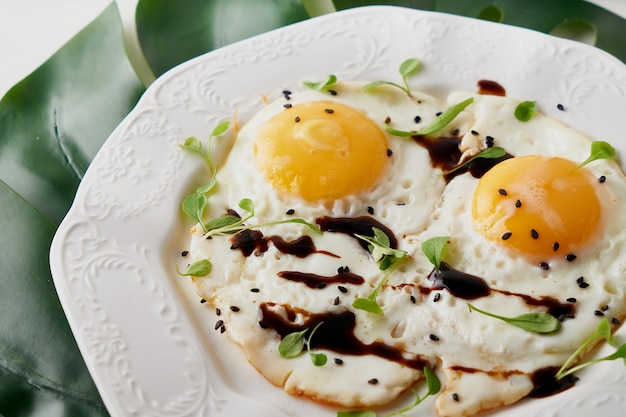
xmin=424 ymin=366 xmax=441 ymax=395
xmin=514 ymin=100 xmax=536 ymax=122
xmin=278 ymin=329 xmax=308 ymax=358
xmin=310 ymin=352 xmax=328 ymax=366
xmin=180 ymin=136 xmax=203 ymax=154
xmin=176 ymin=259 xmax=212 ymax=276
xmin=196 ymin=177 xmax=218 ymax=194
xmin=238 ymin=198 xmax=255 ymax=215
xmin=385 ymin=98 xmax=474 ymax=137
xmin=204 ymin=214 xmax=242 ymax=232
xmin=399 ymin=58 xmax=421 ymax=78
xmin=573 ymin=140 xmax=617 ymax=170
xmin=443 ymin=146 xmax=507 ymax=175
xmin=352 ymin=297 xmax=384 ymax=315
xmin=182 ymin=192 xmax=207 ymax=226
xmin=303 ymin=74 xmax=337 ymax=91
xmin=421 ymin=236 xmax=450 ymax=273
xmin=468 ymin=304 xmax=561 ymax=334
xmin=211 ymin=120 xmax=230 ymax=137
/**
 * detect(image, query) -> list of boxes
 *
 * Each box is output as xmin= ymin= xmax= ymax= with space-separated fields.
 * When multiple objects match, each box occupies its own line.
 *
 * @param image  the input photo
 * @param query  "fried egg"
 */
xmin=183 ymin=82 xmax=626 ymax=417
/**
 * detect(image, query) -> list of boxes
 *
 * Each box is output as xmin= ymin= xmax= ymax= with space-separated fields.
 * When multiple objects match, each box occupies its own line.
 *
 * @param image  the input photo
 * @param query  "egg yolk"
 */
xmin=254 ymin=101 xmax=389 ymax=202
xmin=472 ymin=155 xmax=604 ymax=261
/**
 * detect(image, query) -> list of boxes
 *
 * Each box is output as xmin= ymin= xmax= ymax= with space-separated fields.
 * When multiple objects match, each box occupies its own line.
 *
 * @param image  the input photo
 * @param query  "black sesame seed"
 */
xmin=367 ymin=206 xmax=375 ymax=215
xmin=566 ymin=254 xmax=577 ymax=262
xmin=557 ymin=103 xmax=565 ymax=111
xmin=259 ymin=321 xmax=269 ymax=329
xmin=540 ymin=262 xmax=550 ymax=270
xmin=294 ymin=116 xmax=301 ymax=123
xmin=181 ymin=250 xmax=189 ymax=257
xmin=216 ymin=308 xmax=221 ymax=316
xmin=385 ymin=116 xmax=391 ymax=124
xmin=485 ymin=136 xmax=495 ymax=147
xmin=601 ymin=305 xmax=609 ymax=311
xmin=325 ymin=108 xmax=334 ymax=114
xmin=316 ymin=282 xmax=328 ymax=289
xmin=429 ymin=334 xmax=440 ymax=341
xmin=328 ymin=89 xmax=337 ymax=96
xmin=567 ymin=297 xmax=577 ymax=303
xmin=576 ymin=276 xmax=585 ymax=284
xmin=433 ymin=293 xmax=441 ymax=302
xmin=344 ymin=266 xmax=350 ymax=273
xmin=599 ymin=175 xmax=606 ymax=183
xmin=282 ymin=90 xmax=292 ymax=95
xmin=452 ymin=393 xmax=460 ymax=402
xmin=452 ymin=128 xmax=460 ymax=136
xmin=368 ymin=378 xmax=379 ymax=385
xmin=387 ymin=148 xmax=393 ymax=157
xmin=553 ymin=242 xmax=560 ymax=252
xmin=214 ymin=320 xmax=224 ymax=330
xmin=338 ymin=285 xmax=348 ymax=293
xmin=410 ymin=295 xmax=416 ymax=304
xmin=334 ymin=358 xmax=344 ymax=365
xmin=531 ymin=229 xmax=539 ymax=239
xmin=337 ymin=266 xmax=345 ymax=274
xmin=230 ymin=305 xmax=240 ymax=312
xmin=250 ymin=288 xmax=260 ymax=293
xmin=436 ymin=111 xmax=443 ymax=116
xmin=414 ymin=115 xmax=422 ymax=123
xmin=283 ymin=103 xmax=292 ymax=108
xmin=200 ymin=298 xmax=207 ymax=304
xmin=220 ymin=325 xmax=226 ymax=333
xmin=501 ymin=232 xmax=512 ymax=240
xmin=515 ymin=199 xmax=522 ymax=208
xmin=498 ymin=188 xmax=507 ymax=196
xmin=579 ymin=281 xmax=590 ymax=289
xmin=285 ymin=208 xmax=295 ymax=215
xmin=612 ymin=317 xmax=621 ymax=325
xmin=333 ymin=297 xmax=340 ymax=306
xmin=471 ymin=130 xmax=479 ymax=136
xmin=594 ymin=310 xmax=605 ymax=316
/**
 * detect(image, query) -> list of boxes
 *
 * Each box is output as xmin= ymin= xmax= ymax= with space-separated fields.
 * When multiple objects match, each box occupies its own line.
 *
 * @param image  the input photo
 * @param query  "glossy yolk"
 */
xmin=254 ymin=101 xmax=389 ymax=202
xmin=472 ymin=155 xmax=604 ymax=261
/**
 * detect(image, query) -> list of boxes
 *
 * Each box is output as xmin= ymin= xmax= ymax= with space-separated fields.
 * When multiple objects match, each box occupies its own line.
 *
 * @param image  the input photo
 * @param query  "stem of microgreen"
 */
xmin=571 ymin=140 xmax=617 ymax=171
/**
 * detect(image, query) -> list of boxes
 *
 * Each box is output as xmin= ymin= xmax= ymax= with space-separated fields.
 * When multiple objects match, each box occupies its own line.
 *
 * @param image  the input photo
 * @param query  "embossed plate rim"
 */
xmin=50 ymin=5 xmax=626 ymax=417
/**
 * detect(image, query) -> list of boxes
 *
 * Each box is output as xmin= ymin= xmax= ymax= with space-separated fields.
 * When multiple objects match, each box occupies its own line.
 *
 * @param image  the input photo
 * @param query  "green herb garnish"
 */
xmin=355 ymin=227 xmax=407 ymax=271
xmin=572 ymin=140 xmax=617 ymax=171
xmin=352 ymin=257 xmax=406 ymax=316
xmin=384 ymin=98 xmax=474 ymax=137
xmin=421 ymin=236 xmax=450 ymax=273
xmin=180 ymin=121 xmax=230 ymax=232
xmin=442 ymin=146 xmax=507 ymax=175
xmin=175 ymin=259 xmax=212 ymax=277
xmin=337 ymin=366 xmax=440 ymax=417
xmin=278 ymin=322 xmax=327 ymax=366
xmin=303 ymin=74 xmax=338 ymax=91
xmin=556 ymin=318 xmax=626 ymax=380
xmin=514 ymin=100 xmax=536 ymax=122
xmin=203 ymin=198 xmax=321 ymax=237
xmin=468 ymin=303 xmax=561 ymax=334
xmin=362 ymin=58 xmax=421 ymax=96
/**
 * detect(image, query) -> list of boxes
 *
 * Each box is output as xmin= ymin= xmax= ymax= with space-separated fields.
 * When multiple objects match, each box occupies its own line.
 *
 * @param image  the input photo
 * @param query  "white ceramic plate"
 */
xmin=50 ymin=6 xmax=626 ymax=417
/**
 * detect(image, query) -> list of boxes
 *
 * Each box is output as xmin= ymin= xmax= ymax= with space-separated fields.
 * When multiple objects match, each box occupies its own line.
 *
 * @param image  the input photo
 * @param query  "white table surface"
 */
xmin=1 ymin=0 xmax=625 ymax=99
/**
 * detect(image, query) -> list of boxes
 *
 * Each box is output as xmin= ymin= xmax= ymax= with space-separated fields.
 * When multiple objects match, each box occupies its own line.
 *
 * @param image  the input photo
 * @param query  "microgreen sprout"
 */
xmin=442 ymin=146 xmax=507 ymax=176
xmin=278 ymin=322 xmax=327 ymax=366
xmin=362 ymin=58 xmax=421 ymax=96
xmin=384 ymin=98 xmax=474 ymax=137
xmin=355 ymin=227 xmax=407 ymax=271
xmin=180 ymin=121 xmax=230 ymax=231
xmin=202 ymin=198 xmax=321 ymax=238
xmin=468 ymin=303 xmax=561 ymax=334
xmin=337 ymin=366 xmax=441 ymax=417
xmin=175 ymin=259 xmax=212 ymax=277
xmin=421 ymin=236 xmax=450 ymax=273
xmin=556 ymin=318 xmax=626 ymax=380
xmin=514 ymin=100 xmax=536 ymax=122
xmin=572 ymin=140 xmax=617 ymax=171
xmin=303 ymin=74 xmax=338 ymax=91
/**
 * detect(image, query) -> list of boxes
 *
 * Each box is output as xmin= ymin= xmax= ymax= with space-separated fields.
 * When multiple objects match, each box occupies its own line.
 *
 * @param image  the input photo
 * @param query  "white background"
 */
xmin=0 ymin=0 xmax=625 ymax=98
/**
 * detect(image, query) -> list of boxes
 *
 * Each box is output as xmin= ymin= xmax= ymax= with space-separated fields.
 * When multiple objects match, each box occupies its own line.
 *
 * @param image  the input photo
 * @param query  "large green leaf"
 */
xmin=136 ymin=0 xmax=311 ymax=77
xmin=0 ymin=3 xmax=145 ymax=225
xmin=333 ymin=0 xmax=626 ymax=62
xmin=0 ymin=181 xmax=108 ymax=417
